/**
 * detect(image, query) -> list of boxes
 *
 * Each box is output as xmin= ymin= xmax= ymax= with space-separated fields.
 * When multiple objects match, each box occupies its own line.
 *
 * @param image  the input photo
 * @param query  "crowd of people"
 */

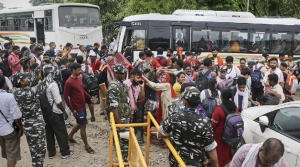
xmin=0 ymin=36 xmax=296 ymax=167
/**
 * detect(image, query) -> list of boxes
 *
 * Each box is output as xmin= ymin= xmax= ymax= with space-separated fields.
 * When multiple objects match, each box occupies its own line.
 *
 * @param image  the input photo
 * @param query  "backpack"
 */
xmin=195 ymin=70 xmax=211 ymax=92
xmin=217 ymin=77 xmax=234 ymax=89
xmin=251 ymin=65 xmax=264 ymax=88
xmin=261 ymin=93 xmax=280 ymax=105
xmin=82 ymin=65 xmax=99 ymax=96
xmin=283 ymin=71 xmax=298 ymax=94
xmin=39 ymin=83 xmax=55 ymax=122
xmin=142 ymin=59 xmax=156 ymax=82
xmin=134 ymin=60 xmax=143 ymax=72
xmin=219 ymin=104 xmax=244 ymax=145
xmin=293 ymin=61 xmax=300 ymax=79
xmin=202 ymin=89 xmax=218 ymax=119
xmin=56 ymin=68 xmax=65 ymax=95
xmin=155 ymin=56 xmax=168 ymax=67
xmin=0 ymin=58 xmax=12 ymax=77
xmin=247 ymin=61 xmax=256 ymax=70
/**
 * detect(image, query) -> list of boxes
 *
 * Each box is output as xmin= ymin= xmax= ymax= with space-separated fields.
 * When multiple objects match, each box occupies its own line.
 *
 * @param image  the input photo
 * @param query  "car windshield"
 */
xmin=58 ymin=6 xmax=101 ymax=27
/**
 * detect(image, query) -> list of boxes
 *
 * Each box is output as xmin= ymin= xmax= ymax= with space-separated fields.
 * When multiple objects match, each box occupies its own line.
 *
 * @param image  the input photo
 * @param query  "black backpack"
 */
xmin=0 ymin=58 xmax=12 ymax=77
xmin=82 ymin=65 xmax=99 ymax=96
xmin=39 ymin=83 xmax=55 ymax=122
xmin=196 ymin=70 xmax=211 ymax=92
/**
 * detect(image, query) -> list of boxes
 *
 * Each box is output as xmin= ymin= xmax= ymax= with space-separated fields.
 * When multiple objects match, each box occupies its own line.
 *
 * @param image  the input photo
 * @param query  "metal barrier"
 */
xmin=109 ymin=112 xmax=187 ymax=167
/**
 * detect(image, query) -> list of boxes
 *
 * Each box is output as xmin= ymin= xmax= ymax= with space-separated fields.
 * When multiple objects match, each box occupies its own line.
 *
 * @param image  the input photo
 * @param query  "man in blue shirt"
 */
xmin=48 ymin=42 xmax=56 ymax=58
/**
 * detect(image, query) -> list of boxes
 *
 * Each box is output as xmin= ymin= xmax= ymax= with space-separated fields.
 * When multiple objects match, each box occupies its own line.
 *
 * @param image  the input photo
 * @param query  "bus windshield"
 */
xmin=58 ymin=6 xmax=101 ymax=27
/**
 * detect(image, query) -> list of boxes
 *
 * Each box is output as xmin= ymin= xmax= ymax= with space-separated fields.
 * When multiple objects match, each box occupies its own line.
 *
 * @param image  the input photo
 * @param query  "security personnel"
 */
xmin=158 ymin=86 xmax=219 ymax=167
xmin=107 ymin=64 xmax=131 ymax=161
xmin=11 ymin=60 xmax=57 ymax=167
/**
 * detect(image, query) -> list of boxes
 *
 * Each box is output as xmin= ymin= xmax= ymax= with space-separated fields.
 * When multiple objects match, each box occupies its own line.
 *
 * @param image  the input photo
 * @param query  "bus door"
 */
xmin=121 ymin=21 xmax=148 ymax=61
xmin=33 ymin=11 xmax=45 ymax=47
xmin=171 ymin=23 xmax=191 ymax=59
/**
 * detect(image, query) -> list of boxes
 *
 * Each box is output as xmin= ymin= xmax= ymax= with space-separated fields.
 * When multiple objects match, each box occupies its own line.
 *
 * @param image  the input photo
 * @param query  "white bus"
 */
xmin=112 ymin=10 xmax=300 ymax=64
xmin=0 ymin=3 xmax=102 ymax=57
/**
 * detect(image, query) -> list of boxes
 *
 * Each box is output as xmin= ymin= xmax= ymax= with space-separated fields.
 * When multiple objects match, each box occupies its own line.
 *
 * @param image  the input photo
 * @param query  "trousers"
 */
xmin=252 ymin=87 xmax=264 ymax=103
xmin=99 ymin=89 xmax=107 ymax=114
xmin=61 ymin=95 xmax=72 ymax=124
xmin=24 ymin=124 xmax=46 ymax=167
xmin=119 ymin=117 xmax=130 ymax=161
xmin=45 ymin=113 xmax=70 ymax=156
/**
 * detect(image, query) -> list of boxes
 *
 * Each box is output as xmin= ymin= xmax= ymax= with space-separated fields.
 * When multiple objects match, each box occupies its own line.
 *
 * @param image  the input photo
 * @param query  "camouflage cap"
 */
xmin=113 ymin=64 xmax=127 ymax=74
xmin=181 ymin=86 xmax=201 ymax=103
xmin=11 ymin=72 xmax=28 ymax=87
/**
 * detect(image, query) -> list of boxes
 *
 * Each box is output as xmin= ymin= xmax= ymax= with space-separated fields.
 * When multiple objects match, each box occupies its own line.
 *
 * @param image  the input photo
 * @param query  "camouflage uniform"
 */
xmin=168 ymin=97 xmax=207 ymax=118
xmin=108 ymin=64 xmax=131 ymax=161
xmin=12 ymin=65 xmax=57 ymax=167
xmin=160 ymin=87 xmax=217 ymax=167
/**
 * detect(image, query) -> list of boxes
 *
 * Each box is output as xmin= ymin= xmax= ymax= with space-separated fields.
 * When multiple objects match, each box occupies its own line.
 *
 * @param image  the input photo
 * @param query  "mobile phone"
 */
xmin=138 ymin=80 xmax=144 ymax=85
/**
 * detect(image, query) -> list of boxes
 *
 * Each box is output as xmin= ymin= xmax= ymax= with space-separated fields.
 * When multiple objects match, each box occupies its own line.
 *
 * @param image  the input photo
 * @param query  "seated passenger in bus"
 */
xmin=249 ymin=36 xmax=262 ymax=53
xmin=284 ymin=41 xmax=292 ymax=53
xmin=271 ymin=39 xmax=282 ymax=53
xmin=227 ymin=39 xmax=240 ymax=52
xmin=293 ymin=40 xmax=300 ymax=54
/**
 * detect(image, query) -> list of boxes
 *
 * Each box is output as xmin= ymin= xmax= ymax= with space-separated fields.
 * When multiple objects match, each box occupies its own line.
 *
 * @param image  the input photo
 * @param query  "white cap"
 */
xmin=258 ymin=56 xmax=265 ymax=63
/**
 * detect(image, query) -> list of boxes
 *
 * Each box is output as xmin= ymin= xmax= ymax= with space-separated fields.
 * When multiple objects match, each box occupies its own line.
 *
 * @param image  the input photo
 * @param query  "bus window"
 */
xmin=5 ymin=13 xmax=19 ymax=30
xmin=58 ymin=6 xmax=100 ymax=27
xmin=173 ymin=26 xmax=189 ymax=51
xmin=123 ymin=29 xmax=146 ymax=50
xmin=45 ymin=10 xmax=53 ymax=31
xmin=293 ymin=34 xmax=300 ymax=54
xmin=249 ymin=32 xmax=270 ymax=53
xmin=0 ymin=15 xmax=5 ymax=30
xmin=19 ymin=12 xmax=33 ymax=31
xmin=271 ymin=25 xmax=293 ymax=54
xmin=148 ymin=26 xmax=170 ymax=50
xmin=221 ymin=23 xmax=248 ymax=53
xmin=191 ymin=29 xmax=219 ymax=52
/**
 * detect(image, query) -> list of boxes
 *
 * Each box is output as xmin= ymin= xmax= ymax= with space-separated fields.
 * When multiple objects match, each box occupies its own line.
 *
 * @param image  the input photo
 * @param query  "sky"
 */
xmin=1 ymin=0 xmax=31 ymax=8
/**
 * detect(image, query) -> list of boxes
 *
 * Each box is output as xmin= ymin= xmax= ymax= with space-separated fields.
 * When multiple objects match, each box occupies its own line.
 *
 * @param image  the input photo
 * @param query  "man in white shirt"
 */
xmin=224 ymin=56 xmax=240 ymax=79
xmin=266 ymin=73 xmax=285 ymax=104
xmin=217 ymin=67 xmax=227 ymax=84
xmin=263 ymin=57 xmax=284 ymax=92
xmin=44 ymin=65 xmax=73 ymax=159
xmin=0 ymin=69 xmax=13 ymax=93
xmin=0 ymin=75 xmax=23 ymax=167
xmin=109 ymin=38 xmax=115 ymax=52
xmin=77 ymin=45 xmax=90 ymax=64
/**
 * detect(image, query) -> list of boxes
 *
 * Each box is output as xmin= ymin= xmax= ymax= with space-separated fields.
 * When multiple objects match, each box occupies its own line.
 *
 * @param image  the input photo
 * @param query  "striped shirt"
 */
xmin=230 ymin=144 xmax=288 ymax=167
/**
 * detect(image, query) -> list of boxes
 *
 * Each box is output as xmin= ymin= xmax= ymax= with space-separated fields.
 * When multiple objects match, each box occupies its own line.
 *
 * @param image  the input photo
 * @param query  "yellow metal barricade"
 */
xmin=110 ymin=112 xmax=187 ymax=167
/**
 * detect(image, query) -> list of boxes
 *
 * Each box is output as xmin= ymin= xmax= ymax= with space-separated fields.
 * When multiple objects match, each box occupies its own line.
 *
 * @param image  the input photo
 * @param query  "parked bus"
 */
xmin=0 ymin=3 xmax=102 ymax=57
xmin=112 ymin=10 xmax=300 ymax=63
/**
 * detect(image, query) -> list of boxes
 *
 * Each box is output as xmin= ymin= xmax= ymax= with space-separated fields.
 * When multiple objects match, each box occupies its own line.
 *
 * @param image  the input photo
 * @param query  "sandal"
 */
xmin=86 ymin=147 xmax=95 ymax=154
xmin=68 ymin=138 xmax=77 ymax=143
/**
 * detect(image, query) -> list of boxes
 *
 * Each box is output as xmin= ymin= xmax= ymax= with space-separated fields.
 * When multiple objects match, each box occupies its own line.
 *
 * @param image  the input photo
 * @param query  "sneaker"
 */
xmin=49 ymin=154 xmax=56 ymax=159
xmin=61 ymin=151 xmax=73 ymax=159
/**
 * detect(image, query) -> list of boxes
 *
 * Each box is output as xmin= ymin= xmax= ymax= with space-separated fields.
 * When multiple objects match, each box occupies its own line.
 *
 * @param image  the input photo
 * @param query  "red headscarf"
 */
xmin=158 ymin=73 xmax=176 ymax=98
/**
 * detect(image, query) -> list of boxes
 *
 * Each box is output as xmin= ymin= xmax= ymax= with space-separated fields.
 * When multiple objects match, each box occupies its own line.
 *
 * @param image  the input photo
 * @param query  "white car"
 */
xmin=240 ymin=101 xmax=300 ymax=167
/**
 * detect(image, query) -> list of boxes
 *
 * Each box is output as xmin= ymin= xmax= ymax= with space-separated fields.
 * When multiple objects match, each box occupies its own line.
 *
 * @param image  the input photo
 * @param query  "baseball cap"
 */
xmin=113 ymin=64 xmax=127 ymax=74
xmin=180 ymin=86 xmax=201 ymax=103
xmin=11 ymin=72 xmax=28 ymax=87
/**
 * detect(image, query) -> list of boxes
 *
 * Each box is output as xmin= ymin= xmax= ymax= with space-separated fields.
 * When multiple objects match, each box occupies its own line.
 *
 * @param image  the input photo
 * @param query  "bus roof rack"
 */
xmin=40 ymin=3 xmax=55 ymax=6
xmin=172 ymin=9 xmax=255 ymax=18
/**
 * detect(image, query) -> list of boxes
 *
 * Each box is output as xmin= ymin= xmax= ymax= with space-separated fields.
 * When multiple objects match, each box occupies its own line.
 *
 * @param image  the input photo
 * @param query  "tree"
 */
xmin=0 ymin=2 xmax=5 ymax=10
xmin=29 ymin=0 xmax=48 ymax=6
